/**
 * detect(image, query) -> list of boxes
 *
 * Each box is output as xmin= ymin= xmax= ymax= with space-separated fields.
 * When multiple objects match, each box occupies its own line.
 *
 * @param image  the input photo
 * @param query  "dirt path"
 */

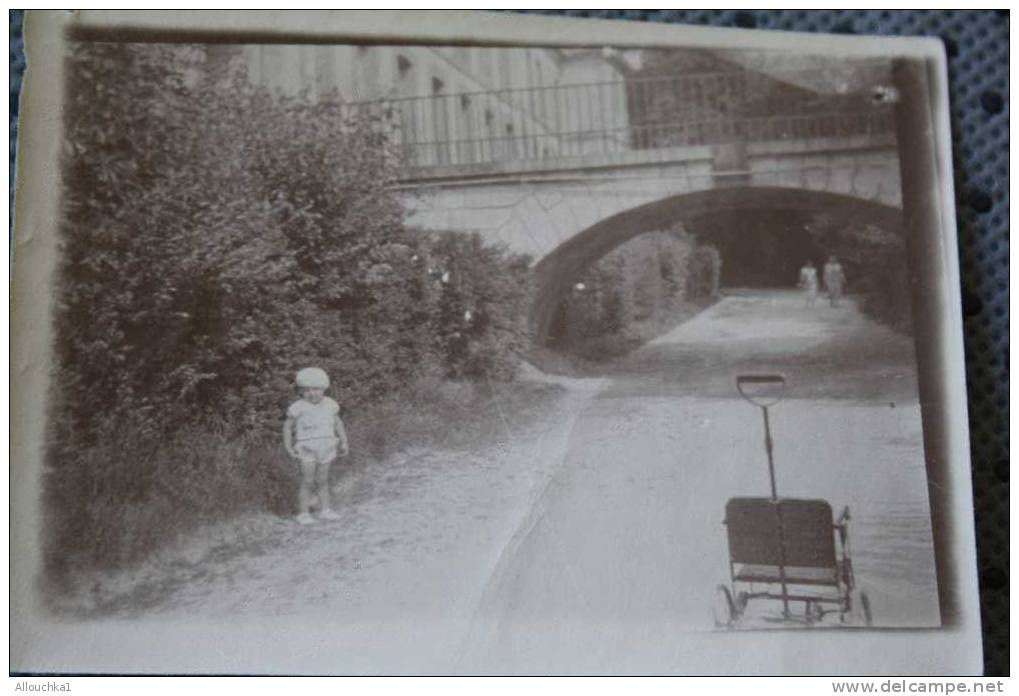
xmin=27 ymin=373 xmax=604 ymax=674
xmin=603 ymin=288 xmax=919 ymax=402
xmin=151 ymin=378 xmax=604 ymax=628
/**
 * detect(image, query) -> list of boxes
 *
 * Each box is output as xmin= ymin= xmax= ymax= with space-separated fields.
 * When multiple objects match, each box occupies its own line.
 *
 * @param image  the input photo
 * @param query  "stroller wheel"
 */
xmin=805 ymin=599 xmax=825 ymax=623
xmin=713 ymin=585 xmax=738 ymax=628
xmin=850 ymin=589 xmax=873 ymax=627
xmin=859 ymin=591 xmax=873 ymax=627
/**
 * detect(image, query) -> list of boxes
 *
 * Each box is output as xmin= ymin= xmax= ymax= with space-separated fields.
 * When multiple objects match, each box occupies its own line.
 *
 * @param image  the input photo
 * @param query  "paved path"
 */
xmin=456 ymin=290 xmax=939 ymax=673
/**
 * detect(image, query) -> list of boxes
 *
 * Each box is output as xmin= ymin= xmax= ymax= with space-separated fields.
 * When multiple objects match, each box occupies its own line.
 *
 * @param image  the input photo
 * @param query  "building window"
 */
xmin=396 ymin=54 xmax=412 ymax=77
xmin=316 ymin=46 xmax=337 ymax=98
xmin=480 ymin=50 xmax=494 ymax=85
xmin=498 ymin=51 xmax=512 ymax=89
xmin=505 ymin=122 xmax=517 ymax=158
xmin=431 ymin=77 xmax=449 ymax=164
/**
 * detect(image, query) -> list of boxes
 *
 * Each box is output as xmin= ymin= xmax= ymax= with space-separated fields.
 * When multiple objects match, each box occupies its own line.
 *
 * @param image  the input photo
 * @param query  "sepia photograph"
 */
xmin=11 ymin=10 xmax=982 ymax=675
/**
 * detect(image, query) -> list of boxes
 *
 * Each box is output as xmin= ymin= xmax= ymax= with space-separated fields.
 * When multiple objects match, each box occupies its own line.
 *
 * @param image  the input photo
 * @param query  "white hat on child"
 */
xmin=295 ymin=367 xmax=330 ymax=389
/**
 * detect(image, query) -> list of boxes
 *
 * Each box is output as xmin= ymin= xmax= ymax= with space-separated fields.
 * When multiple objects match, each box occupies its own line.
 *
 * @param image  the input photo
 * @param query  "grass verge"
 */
xmin=43 ymin=376 xmax=567 ymax=614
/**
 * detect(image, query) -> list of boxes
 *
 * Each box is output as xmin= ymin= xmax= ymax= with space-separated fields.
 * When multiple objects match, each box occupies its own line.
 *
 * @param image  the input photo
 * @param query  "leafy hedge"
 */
xmin=548 ymin=227 xmax=720 ymax=359
xmin=45 ymin=43 xmax=530 ymax=576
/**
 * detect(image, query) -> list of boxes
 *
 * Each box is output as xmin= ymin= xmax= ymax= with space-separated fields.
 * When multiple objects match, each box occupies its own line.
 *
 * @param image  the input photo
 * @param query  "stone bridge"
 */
xmin=396 ymin=131 xmax=903 ymax=340
xmin=363 ymin=62 xmax=907 ymax=341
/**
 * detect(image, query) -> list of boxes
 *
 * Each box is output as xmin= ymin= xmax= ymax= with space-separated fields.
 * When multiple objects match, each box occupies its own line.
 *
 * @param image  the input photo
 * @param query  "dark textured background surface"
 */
xmin=8 ymin=9 xmax=1008 ymax=675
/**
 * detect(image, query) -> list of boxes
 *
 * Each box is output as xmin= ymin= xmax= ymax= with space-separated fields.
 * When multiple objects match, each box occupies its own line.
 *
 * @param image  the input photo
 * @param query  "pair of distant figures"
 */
xmin=798 ymin=257 xmax=846 ymax=308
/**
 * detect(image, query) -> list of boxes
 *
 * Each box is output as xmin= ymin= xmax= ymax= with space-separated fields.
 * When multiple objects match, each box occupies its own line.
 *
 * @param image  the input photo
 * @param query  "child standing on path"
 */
xmin=283 ymin=367 xmax=349 ymax=525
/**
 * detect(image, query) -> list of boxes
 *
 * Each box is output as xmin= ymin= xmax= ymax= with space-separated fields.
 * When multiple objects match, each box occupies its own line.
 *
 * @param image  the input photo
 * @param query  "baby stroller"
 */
xmin=714 ymin=375 xmax=872 ymax=628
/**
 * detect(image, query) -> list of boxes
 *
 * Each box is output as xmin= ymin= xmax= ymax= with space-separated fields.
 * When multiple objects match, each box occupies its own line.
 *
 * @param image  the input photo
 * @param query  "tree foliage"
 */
xmin=630 ymin=49 xmax=890 ymax=148
xmin=549 ymin=228 xmax=719 ymax=359
xmin=47 ymin=43 xmax=531 ymax=574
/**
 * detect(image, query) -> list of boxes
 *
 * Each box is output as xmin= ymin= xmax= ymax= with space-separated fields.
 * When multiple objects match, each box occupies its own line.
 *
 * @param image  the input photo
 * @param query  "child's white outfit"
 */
xmin=287 ymin=396 xmax=341 ymax=464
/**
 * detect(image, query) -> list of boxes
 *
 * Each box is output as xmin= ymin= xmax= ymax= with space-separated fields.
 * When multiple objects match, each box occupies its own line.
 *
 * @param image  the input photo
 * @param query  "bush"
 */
xmin=45 ymin=43 xmax=534 ymax=576
xmin=426 ymin=232 xmax=532 ymax=381
xmin=548 ymin=227 xmax=719 ymax=358
xmin=44 ymin=420 xmax=289 ymax=577
xmin=686 ymin=245 xmax=722 ymax=298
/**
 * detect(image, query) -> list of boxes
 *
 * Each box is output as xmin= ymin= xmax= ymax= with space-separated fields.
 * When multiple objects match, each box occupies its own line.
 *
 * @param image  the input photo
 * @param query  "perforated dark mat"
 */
xmin=9 ymin=9 xmax=1008 ymax=675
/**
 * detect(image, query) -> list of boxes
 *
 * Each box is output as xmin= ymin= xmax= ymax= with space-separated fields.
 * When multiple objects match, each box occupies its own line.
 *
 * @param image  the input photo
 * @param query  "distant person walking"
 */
xmin=823 ymin=256 xmax=847 ymax=307
xmin=798 ymin=260 xmax=819 ymax=307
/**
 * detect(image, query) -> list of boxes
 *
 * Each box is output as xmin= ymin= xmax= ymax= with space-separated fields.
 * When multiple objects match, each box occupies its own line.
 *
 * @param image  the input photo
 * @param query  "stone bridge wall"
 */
xmin=399 ymin=133 xmax=901 ymax=263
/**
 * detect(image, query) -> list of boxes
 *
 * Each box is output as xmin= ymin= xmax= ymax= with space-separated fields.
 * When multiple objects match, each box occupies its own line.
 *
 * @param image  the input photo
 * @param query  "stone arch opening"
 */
xmin=531 ymin=186 xmax=904 ymax=345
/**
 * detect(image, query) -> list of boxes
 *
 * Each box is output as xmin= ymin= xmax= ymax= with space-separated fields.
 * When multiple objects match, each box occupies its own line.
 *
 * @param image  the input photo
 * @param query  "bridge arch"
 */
xmin=531 ymin=185 xmax=904 ymax=344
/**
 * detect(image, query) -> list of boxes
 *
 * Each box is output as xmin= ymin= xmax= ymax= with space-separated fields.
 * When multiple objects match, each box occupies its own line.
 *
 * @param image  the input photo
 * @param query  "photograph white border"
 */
xmin=11 ymin=9 xmax=981 ymax=675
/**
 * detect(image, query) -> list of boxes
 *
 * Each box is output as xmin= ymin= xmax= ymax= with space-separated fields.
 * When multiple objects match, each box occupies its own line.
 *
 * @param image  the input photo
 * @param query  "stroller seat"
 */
xmin=724 ymin=497 xmax=842 ymax=590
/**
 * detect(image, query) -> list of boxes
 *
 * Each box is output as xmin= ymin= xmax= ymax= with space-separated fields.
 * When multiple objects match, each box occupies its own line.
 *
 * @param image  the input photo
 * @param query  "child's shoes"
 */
xmin=319 ymin=509 xmax=341 ymax=521
xmin=296 ymin=513 xmax=316 ymax=525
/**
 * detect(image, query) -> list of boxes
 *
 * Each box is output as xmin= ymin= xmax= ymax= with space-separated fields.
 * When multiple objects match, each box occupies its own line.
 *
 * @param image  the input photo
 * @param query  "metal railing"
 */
xmin=342 ymin=70 xmax=896 ymax=170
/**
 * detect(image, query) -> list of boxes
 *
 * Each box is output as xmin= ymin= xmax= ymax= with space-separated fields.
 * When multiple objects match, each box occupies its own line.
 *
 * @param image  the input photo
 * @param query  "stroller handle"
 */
xmin=736 ymin=374 xmax=786 ymax=407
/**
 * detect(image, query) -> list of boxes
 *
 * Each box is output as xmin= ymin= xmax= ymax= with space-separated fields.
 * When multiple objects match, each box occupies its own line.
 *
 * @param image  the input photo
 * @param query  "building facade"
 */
xmin=238 ymin=45 xmax=631 ymax=167
xmin=232 ymin=45 xmax=890 ymax=171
